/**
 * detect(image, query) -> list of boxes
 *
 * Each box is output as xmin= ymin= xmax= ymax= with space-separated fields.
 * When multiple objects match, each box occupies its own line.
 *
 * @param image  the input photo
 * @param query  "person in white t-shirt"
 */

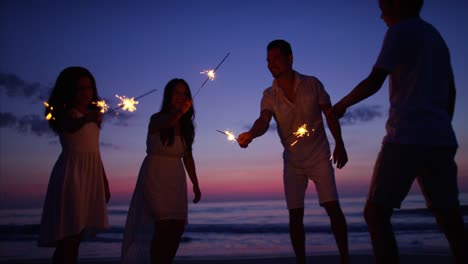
xmin=327 ymin=0 xmax=467 ymax=263
xmin=238 ymin=39 xmax=350 ymax=264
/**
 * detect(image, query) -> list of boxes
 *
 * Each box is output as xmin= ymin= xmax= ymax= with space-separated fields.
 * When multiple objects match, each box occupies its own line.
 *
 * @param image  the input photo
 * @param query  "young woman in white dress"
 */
xmin=38 ymin=66 xmax=110 ymax=264
xmin=122 ymin=78 xmax=201 ymax=264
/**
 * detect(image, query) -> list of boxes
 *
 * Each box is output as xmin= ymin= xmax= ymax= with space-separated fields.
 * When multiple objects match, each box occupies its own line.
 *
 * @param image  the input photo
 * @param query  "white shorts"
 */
xmin=283 ymin=157 xmax=339 ymax=209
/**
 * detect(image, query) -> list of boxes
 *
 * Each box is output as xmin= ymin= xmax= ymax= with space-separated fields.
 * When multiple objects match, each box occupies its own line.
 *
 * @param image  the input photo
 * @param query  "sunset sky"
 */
xmin=1 ymin=0 xmax=467 ymax=208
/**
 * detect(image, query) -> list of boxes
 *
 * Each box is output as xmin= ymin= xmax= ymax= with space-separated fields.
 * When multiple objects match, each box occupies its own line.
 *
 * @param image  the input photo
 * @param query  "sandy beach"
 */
xmin=0 ymin=254 xmax=456 ymax=264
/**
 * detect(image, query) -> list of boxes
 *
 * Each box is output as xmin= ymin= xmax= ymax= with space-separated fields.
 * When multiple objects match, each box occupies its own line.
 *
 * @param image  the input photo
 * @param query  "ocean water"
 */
xmin=1 ymin=194 xmax=467 ymax=261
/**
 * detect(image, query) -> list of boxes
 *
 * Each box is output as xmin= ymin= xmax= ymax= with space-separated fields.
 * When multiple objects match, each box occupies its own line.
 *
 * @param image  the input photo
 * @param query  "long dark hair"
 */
xmin=45 ymin=66 xmax=99 ymax=134
xmin=159 ymin=78 xmax=195 ymax=151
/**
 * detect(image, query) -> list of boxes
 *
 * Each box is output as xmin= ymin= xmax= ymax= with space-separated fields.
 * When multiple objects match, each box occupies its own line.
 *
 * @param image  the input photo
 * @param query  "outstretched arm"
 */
xmin=321 ymin=103 xmax=348 ymax=169
xmin=61 ymin=109 xmax=102 ymax=133
xmin=183 ymin=151 xmax=201 ymax=203
xmin=328 ymin=67 xmax=388 ymax=119
xmin=237 ymin=110 xmax=273 ymax=148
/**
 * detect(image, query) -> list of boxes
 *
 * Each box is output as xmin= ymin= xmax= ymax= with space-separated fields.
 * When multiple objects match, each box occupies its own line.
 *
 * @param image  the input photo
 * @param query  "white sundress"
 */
xmin=121 ymin=132 xmax=188 ymax=263
xmin=38 ymin=108 xmax=108 ymax=247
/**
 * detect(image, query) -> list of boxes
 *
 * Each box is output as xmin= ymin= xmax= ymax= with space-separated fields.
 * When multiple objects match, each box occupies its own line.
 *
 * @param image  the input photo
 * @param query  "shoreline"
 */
xmin=0 ymin=253 xmax=456 ymax=264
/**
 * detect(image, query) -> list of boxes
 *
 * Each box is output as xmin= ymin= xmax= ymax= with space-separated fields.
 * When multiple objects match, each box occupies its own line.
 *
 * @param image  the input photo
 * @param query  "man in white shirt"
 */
xmin=328 ymin=0 xmax=466 ymax=263
xmin=238 ymin=39 xmax=349 ymax=264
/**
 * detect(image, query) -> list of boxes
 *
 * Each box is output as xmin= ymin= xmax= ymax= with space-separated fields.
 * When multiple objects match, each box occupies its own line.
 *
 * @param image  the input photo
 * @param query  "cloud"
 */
xmin=0 ymin=111 xmax=134 ymax=144
xmin=100 ymin=141 xmax=122 ymax=150
xmin=0 ymin=72 xmax=50 ymax=101
xmin=0 ymin=112 xmax=53 ymax=137
xmin=340 ymin=105 xmax=383 ymax=126
xmin=103 ymin=112 xmax=132 ymax=127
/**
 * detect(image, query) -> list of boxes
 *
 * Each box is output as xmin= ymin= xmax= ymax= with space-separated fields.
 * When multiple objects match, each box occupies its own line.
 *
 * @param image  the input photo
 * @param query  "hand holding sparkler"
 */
xmin=237 ymin=132 xmax=253 ymax=148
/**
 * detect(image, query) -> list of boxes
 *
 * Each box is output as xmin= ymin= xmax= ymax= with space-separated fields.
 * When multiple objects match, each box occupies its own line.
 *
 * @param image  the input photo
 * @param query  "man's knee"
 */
xmin=364 ymin=201 xmax=393 ymax=226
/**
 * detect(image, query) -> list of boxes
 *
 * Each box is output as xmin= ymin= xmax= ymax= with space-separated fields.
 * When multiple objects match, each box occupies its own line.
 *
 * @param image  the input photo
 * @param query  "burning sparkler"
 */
xmin=194 ymin=52 xmax=231 ymax=97
xmin=43 ymin=102 xmax=55 ymax=120
xmin=105 ymin=88 xmax=158 ymax=115
xmin=290 ymin=123 xmax=314 ymax=146
xmin=216 ymin=129 xmax=237 ymax=142
xmin=93 ymin=100 xmax=110 ymax=113
xmin=115 ymin=95 xmax=139 ymax=112
xmin=200 ymin=69 xmax=216 ymax=80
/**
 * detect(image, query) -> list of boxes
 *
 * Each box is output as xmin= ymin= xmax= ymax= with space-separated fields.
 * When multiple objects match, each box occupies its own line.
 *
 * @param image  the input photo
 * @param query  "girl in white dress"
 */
xmin=122 ymin=78 xmax=201 ymax=264
xmin=38 ymin=67 xmax=110 ymax=264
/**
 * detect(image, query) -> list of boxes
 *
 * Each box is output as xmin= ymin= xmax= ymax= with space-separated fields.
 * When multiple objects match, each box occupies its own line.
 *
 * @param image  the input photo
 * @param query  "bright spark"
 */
xmin=43 ymin=102 xmax=55 ymax=120
xmin=290 ymin=123 xmax=311 ymax=146
xmin=115 ymin=94 xmax=139 ymax=112
xmin=93 ymin=100 xmax=109 ymax=113
xmin=200 ymin=69 xmax=216 ymax=80
xmin=224 ymin=130 xmax=237 ymax=142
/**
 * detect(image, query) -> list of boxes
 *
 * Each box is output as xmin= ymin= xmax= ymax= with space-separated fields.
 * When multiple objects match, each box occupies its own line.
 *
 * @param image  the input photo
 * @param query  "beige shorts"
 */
xmin=283 ymin=157 xmax=339 ymax=209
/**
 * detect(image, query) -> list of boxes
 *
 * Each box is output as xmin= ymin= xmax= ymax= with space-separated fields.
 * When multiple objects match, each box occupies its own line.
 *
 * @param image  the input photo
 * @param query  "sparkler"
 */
xmin=200 ymin=69 xmax=216 ymax=81
xmin=216 ymin=129 xmax=237 ymax=142
xmin=290 ymin=123 xmax=314 ymax=146
xmin=93 ymin=100 xmax=110 ymax=113
xmin=43 ymin=102 xmax=55 ymax=120
xmin=115 ymin=95 xmax=139 ymax=112
xmin=105 ymin=88 xmax=158 ymax=115
xmin=194 ymin=52 xmax=231 ymax=97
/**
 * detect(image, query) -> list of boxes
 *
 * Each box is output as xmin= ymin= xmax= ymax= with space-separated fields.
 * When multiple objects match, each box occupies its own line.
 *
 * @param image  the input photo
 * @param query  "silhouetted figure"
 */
xmin=237 ymin=40 xmax=350 ymax=264
xmin=121 ymin=78 xmax=201 ymax=264
xmin=38 ymin=66 xmax=110 ymax=264
xmin=327 ymin=1 xmax=467 ymax=263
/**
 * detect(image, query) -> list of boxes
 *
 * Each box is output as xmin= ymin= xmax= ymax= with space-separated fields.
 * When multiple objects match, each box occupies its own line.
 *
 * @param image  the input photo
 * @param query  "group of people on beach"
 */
xmin=37 ymin=0 xmax=467 ymax=263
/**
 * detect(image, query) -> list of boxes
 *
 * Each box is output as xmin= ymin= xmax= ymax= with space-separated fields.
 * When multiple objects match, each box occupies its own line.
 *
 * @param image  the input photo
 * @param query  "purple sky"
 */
xmin=1 ymin=0 xmax=467 ymax=207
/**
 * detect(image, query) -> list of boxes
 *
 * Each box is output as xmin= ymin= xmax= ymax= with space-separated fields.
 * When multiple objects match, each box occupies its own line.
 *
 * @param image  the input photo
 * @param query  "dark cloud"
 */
xmin=0 ymin=72 xmax=50 ymax=101
xmin=0 ymin=112 xmax=53 ymax=137
xmin=103 ymin=112 xmax=132 ymax=127
xmin=340 ymin=105 xmax=383 ymax=125
xmin=0 ymin=112 xmax=17 ymax=127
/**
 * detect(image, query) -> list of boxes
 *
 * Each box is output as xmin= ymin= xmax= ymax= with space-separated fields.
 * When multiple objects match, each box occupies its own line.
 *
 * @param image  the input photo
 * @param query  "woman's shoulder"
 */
xmin=148 ymin=112 xmax=162 ymax=124
xmin=148 ymin=112 xmax=164 ymax=134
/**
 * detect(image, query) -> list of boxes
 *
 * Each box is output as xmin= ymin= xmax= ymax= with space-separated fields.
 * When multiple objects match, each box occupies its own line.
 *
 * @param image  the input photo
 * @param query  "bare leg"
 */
xmin=323 ymin=201 xmax=349 ymax=264
xmin=432 ymin=207 xmax=468 ymax=264
xmin=52 ymin=233 xmax=81 ymax=264
xmin=151 ymin=220 xmax=186 ymax=264
xmin=364 ymin=201 xmax=399 ymax=264
xmin=289 ymin=208 xmax=305 ymax=264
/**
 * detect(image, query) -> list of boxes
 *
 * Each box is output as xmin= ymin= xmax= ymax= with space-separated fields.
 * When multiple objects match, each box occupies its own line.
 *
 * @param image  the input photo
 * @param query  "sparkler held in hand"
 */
xmin=104 ymin=88 xmax=158 ymax=115
xmin=216 ymin=129 xmax=237 ymax=142
xmin=93 ymin=100 xmax=110 ymax=113
xmin=289 ymin=123 xmax=317 ymax=146
xmin=194 ymin=52 xmax=231 ymax=97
